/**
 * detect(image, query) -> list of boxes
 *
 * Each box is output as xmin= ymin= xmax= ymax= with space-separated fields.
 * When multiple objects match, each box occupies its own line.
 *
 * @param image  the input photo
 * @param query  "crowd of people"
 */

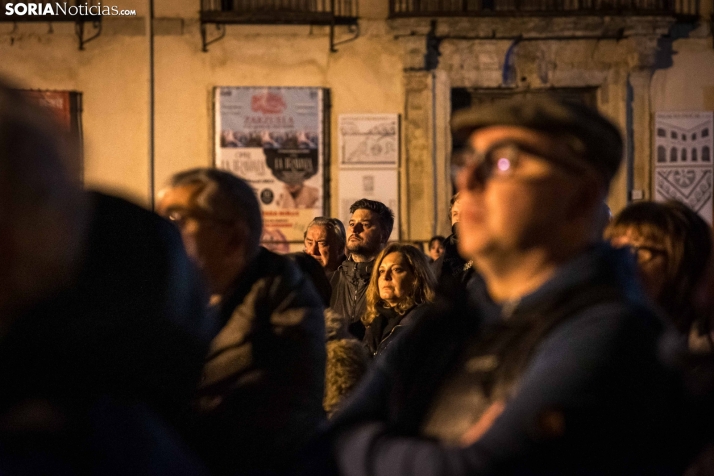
xmin=2 ymin=75 xmax=714 ymax=476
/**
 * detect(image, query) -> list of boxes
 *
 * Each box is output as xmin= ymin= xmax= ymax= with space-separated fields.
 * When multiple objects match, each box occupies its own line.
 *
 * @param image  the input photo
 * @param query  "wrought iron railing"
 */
xmin=390 ymin=0 xmax=698 ymax=17
xmin=199 ymin=0 xmax=359 ymax=51
xmin=0 ymin=1 xmax=104 ymax=50
xmin=201 ymin=0 xmax=359 ymax=22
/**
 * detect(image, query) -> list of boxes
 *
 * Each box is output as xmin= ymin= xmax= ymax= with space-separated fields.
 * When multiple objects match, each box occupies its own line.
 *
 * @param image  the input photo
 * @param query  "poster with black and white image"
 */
xmin=338 ymin=114 xmax=399 ymax=168
xmin=336 ymin=113 xmax=400 ymax=240
xmin=654 ymin=111 xmax=713 ymax=224
xmin=338 ymin=169 xmax=400 ymax=242
xmin=215 ymin=87 xmax=327 ymax=252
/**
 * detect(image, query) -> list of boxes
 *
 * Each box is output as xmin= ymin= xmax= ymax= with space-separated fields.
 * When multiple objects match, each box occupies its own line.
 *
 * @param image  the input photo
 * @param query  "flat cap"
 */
xmin=451 ymin=95 xmax=623 ymax=184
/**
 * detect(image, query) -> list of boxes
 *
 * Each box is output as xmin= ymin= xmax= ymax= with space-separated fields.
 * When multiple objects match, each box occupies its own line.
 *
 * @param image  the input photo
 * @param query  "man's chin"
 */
xmin=346 ymin=244 xmax=363 ymax=253
xmin=456 ymin=237 xmax=485 ymax=262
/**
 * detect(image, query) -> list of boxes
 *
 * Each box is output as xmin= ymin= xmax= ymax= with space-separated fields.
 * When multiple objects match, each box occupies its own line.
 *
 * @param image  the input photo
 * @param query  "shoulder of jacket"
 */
xmin=251 ymin=248 xmax=305 ymax=295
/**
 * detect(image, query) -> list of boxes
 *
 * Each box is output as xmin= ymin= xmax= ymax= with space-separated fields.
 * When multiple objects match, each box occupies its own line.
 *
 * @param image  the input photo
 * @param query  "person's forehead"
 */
xmin=157 ymin=183 xmax=201 ymax=213
xmin=468 ymin=125 xmax=555 ymax=152
xmin=380 ymin=251 xmax=405 ymax=265
xmin=306 ymin=224 xmax=330 ymax=240
xmin=610 ymin=234 xmax=651 ymax=250
xmin=610 ymin=227 xmax=660 ymax=246
xmin=350 ymin=209 xmax=377 ymax=222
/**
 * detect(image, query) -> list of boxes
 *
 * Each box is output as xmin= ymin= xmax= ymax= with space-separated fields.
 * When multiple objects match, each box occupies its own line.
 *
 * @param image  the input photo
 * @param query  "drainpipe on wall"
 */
xmin=431 ymin=70 xmax=438 ymax=238
xmin=425 ymin=20 xmax=441 ymax=238
xmin=502 ymin=36 xmax=522 ymax=86
xmin=148 ymin=0 xmax=155 ymax=210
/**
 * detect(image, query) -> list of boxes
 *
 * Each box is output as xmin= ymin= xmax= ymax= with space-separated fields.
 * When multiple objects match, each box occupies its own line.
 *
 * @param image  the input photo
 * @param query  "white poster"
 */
xmin=654 ymin=111 xmax=714 ymax=225
xmin=338 ymin=169 xmax=400 ymax=242
xmin=338 ymin=114 xmax=399 ymax=169
xmin=214 ymin=87 xmax=326 ymax=252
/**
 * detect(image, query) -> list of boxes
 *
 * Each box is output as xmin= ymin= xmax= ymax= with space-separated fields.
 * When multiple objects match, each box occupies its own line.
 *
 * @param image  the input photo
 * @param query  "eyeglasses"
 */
xmin=165 ymin=208 xmax=230 ymax=230
xmin=623 ymin=244 xmax=668 ymax=264
xmin=452 ymin=140 xmax=586 ymax=186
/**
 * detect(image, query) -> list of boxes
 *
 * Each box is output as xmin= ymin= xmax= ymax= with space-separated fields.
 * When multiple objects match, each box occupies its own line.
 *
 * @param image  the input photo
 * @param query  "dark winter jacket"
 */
xmin=329 ymin=258 xmax=375 ymax=340
xmin=328 ymin=244 xmax=692 ymax=476
xmin=363 ymin=305 xmax=421 ymax=357
xmin=185 ymin=247 xmax=327 ymax=476
xmin=432 ymin=231 xmax=488 ymax=303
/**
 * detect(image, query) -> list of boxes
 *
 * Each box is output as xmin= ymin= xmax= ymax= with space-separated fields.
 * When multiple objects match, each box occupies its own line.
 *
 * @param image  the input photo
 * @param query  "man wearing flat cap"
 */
xmin=325 ymin=96 xmax=692 ymax=475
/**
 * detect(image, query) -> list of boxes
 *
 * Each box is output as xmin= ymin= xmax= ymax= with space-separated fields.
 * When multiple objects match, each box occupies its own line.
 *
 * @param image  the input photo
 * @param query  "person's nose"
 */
xmin=307 ymin=242 xmax=319 ymax=255
xmin=383 ymin=269 xmax=392 ymax=281
xmin=352 ymin=223 xmax=363 ymax=234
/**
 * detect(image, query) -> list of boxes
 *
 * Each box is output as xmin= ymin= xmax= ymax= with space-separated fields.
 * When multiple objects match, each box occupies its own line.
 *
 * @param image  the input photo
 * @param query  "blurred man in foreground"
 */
xmin=328 ymin=96 xmax=690 ymax=475
xmin=0 ymin=80 xmax=211 ymax=475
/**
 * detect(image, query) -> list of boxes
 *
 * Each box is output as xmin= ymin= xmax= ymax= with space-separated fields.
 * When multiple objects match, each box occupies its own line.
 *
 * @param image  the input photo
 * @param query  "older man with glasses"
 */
xmin=157 ymin=168 xmax=326 ymax=476
xmin=325 ymin=96 xmax=693 ymax=476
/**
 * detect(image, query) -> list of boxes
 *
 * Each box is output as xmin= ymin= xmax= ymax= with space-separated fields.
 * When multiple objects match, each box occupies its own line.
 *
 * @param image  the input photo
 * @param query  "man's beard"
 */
xmin=347 ymin=239 xmax=379 ymax=258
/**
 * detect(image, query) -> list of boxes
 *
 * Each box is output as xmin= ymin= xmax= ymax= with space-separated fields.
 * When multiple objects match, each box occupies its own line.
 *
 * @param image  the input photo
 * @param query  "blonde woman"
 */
xmin=362 ymin=243 xmax=437 ymax=357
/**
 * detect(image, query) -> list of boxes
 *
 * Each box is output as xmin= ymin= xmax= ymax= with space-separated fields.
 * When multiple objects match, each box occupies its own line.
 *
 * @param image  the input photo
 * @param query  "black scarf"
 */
xmin=364 ymin=304 xmax=411 ymax=355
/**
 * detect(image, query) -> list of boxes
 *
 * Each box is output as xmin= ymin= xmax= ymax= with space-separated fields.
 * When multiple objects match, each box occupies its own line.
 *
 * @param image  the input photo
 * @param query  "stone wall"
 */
xmin=391 ymin=15 xmax=684 ymax=220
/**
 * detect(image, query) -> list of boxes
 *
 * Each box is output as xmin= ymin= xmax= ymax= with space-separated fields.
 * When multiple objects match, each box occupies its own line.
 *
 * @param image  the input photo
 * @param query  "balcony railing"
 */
xmin=201 ymin=0 xmax=359 ymax=24
xmin=0 ymin=1 xmax=103 ymax=50
xmin=390 ymin=0 xmax=698 ymax=18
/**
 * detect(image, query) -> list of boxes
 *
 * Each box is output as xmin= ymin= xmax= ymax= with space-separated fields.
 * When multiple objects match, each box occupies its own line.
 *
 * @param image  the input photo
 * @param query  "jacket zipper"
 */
xmin=374 ymin=323 xmax=407 ymax=356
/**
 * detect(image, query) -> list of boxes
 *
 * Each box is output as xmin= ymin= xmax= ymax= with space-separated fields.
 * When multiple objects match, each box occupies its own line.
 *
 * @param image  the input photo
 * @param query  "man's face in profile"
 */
xmin=158 ymin=184 xmax=236 ymax=294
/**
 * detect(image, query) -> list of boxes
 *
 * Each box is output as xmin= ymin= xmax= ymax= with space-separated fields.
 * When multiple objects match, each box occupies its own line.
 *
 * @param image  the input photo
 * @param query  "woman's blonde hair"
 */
xmin=362 ymin=243 xmax=437 ymax=326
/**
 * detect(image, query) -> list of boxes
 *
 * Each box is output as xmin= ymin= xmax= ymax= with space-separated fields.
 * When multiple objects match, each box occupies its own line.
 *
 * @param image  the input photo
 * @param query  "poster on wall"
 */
xmin=214 ymin=87 xmax=328 ymax=252
xmin=338 ymin=114 xmax=399 ymax=168
xmin=653 ymin=111 xmax=713 ymax=225
xmin=338 ymin=169 xmax=399 ymax=242
xmin=22 ymin=90 xmax=83 ymax=181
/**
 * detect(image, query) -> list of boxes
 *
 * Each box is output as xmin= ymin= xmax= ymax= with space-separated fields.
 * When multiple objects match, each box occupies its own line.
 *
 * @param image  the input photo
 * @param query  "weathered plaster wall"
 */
xmin=651 ymin=37 xmax=714 ymax=112
xmin=0 ymin=18 xmax=150 ymax=204
xmin=393 ymin=14 xmax=689 ymax=217
xmin=152 ymin=14 xmax=404 ymax=223
xmin=0 ymin=0 xmax=404 ymax=219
